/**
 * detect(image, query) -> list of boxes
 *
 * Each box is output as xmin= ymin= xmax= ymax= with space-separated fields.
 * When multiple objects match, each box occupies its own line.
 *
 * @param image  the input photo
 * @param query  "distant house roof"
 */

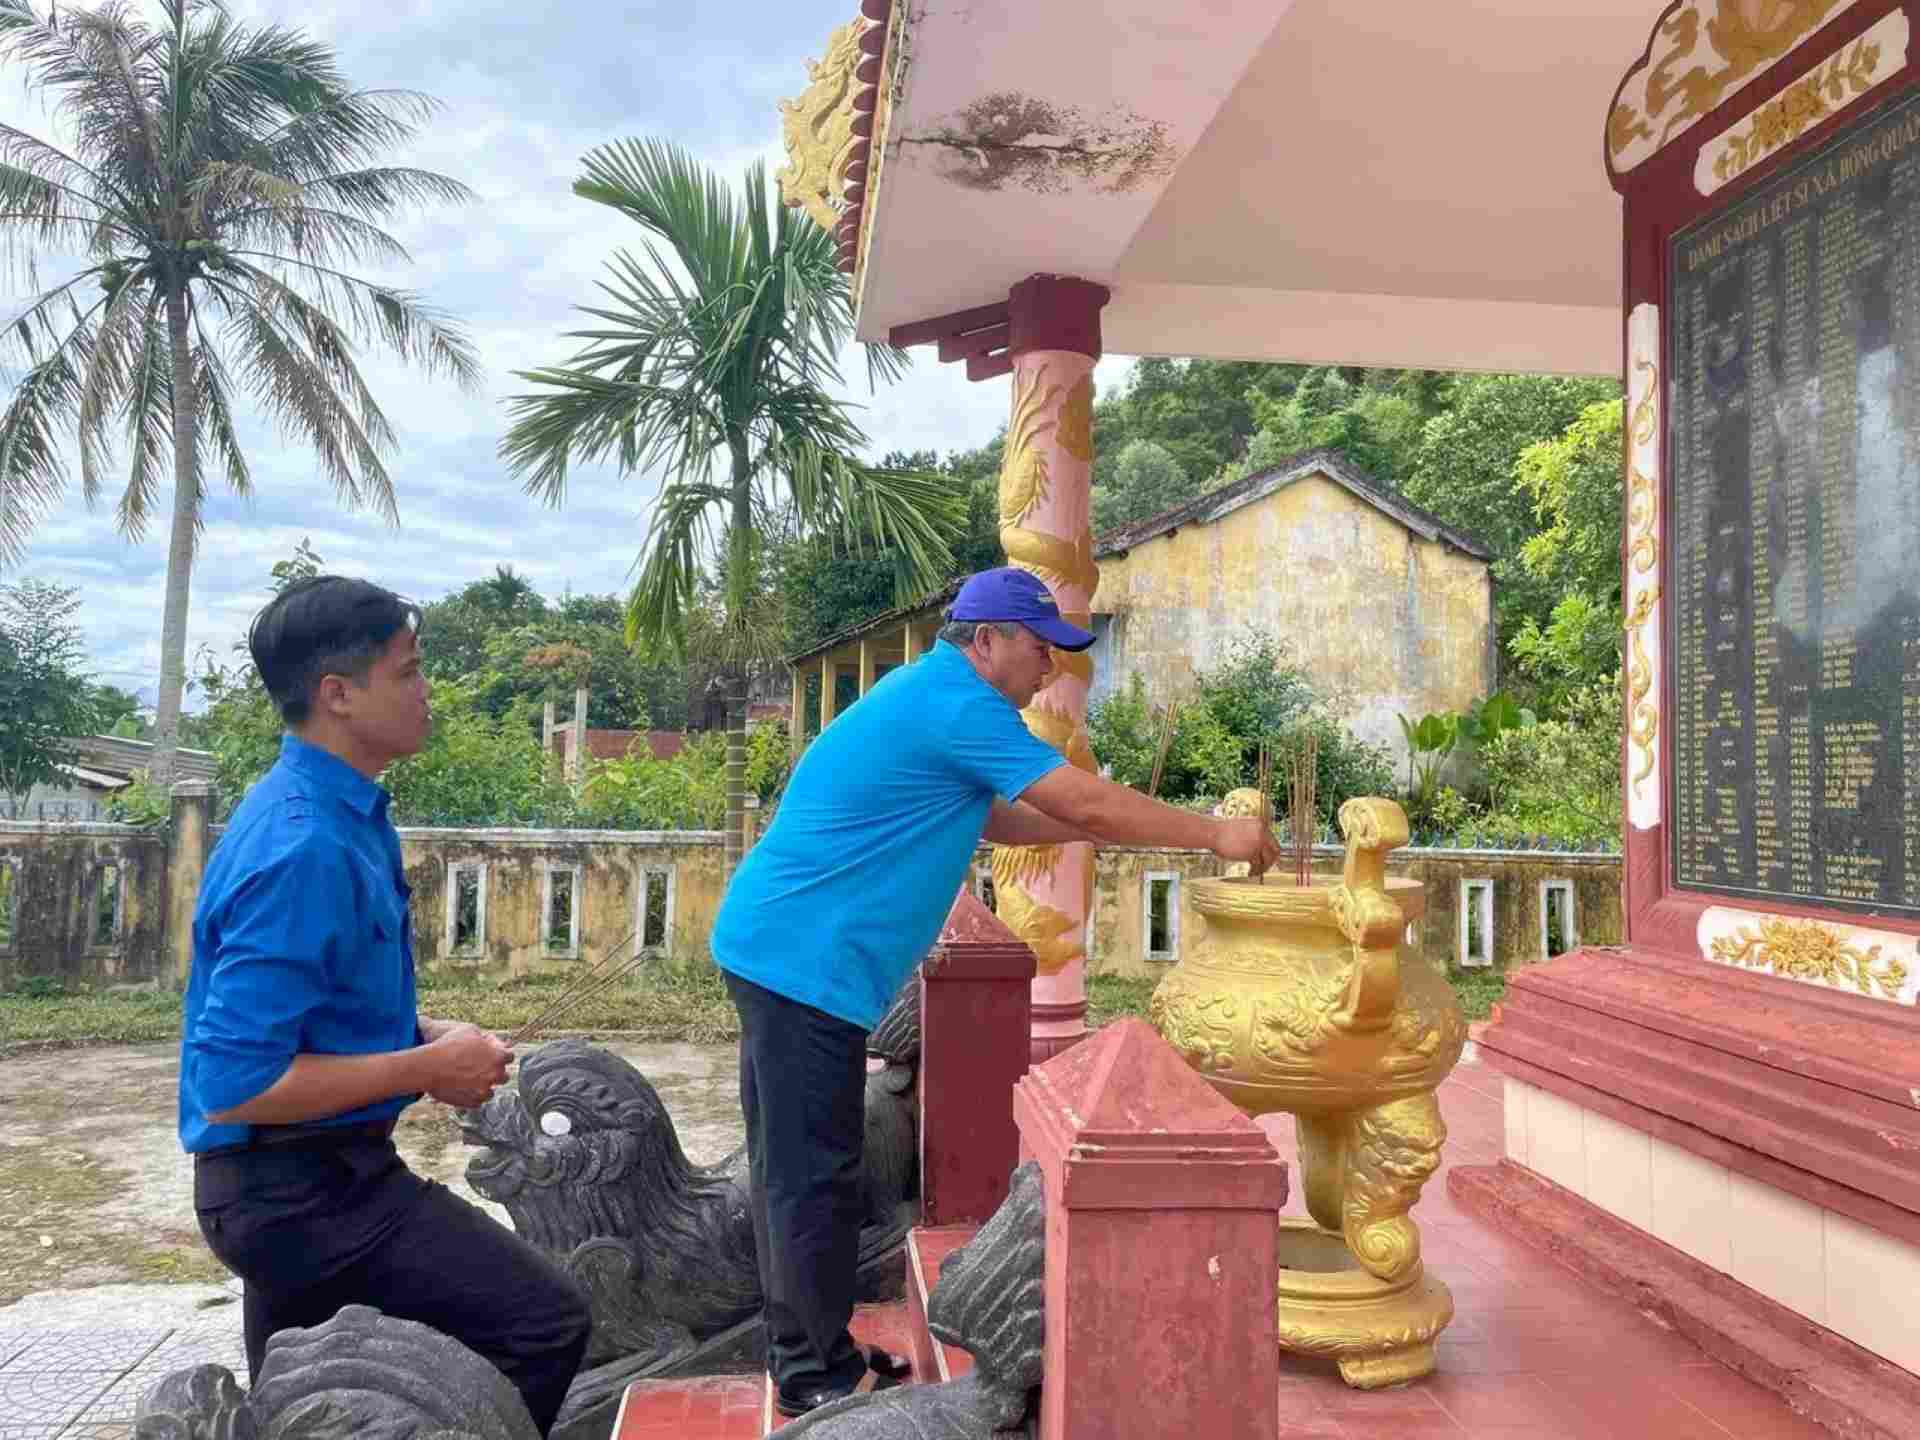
xmin=56 ymin=763 xmax=131 ymax=791
xmin=787 ymin=577 xmax=963 ymax=667
xmin=62 ymin=734 xmax=218 ymax=783
xmin=1096 ymin=448 xmax=1493 ymax=562
xmin=784 ymin=451 xmax=1491 ymax=667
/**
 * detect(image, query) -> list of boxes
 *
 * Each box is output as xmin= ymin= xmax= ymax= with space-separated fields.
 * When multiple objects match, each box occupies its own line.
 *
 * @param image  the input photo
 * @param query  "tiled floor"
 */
xmin=1250 ymin=1055 xmax=1835 ymax=1440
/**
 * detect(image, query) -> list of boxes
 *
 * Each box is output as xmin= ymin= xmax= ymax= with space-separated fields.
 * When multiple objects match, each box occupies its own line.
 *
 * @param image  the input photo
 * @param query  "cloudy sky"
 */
xmin=0 ymin=0 xmax=1133 ymax=706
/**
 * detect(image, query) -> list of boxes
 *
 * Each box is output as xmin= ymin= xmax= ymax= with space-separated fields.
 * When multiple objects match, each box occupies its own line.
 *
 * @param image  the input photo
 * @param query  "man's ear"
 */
xmin=313 ymin=672 xmax=352 ymax=717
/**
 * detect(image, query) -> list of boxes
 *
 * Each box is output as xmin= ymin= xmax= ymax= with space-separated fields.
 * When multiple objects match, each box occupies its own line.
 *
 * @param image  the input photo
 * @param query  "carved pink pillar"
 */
xmin=993 ymin=276 xmax=1109 ymax=1063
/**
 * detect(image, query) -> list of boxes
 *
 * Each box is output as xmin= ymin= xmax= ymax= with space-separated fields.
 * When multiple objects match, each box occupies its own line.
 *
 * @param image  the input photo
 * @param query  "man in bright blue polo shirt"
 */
xmin=714 ymin=566 xmax=1281 ymax=1417
xmin=179 ymin=576 xmax=589 ymax=1437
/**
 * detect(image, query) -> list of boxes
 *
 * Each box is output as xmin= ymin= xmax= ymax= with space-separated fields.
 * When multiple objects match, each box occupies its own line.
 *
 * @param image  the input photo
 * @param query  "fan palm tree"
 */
xmin=502 ymin=138 xmax=961 ymax=872
xmin=0 ymin=0 xmax=479 ymax=781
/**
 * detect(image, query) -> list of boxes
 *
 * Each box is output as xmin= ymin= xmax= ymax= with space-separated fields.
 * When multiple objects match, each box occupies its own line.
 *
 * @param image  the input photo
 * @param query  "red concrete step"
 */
xmin=612 ymin=1375 xmax=764 ymax=1439
xmin=906 ymin=1225 xmax=977 ymax=1386
xmin=614 ymin=1302 xmax=921 ymax=1439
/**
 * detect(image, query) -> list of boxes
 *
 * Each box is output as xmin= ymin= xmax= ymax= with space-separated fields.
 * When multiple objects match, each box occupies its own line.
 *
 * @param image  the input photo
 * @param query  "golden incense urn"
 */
xmin=1150 ymin=796 xmax=1466 ymax=1387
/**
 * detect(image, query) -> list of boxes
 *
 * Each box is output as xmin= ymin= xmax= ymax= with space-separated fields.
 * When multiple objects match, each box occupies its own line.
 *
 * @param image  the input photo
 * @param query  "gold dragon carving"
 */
xmin=990 ymin=365 xmax=1103 ymax=975
xmin=1710 ymin=917 xmax=1911 ymax=1000
xmin=1150 ymin=970 xmax=1246 ymax=1075
xmin=775 ymin=17 xmax=872 ymax=232
xmin=1712 ymin=34 xmax=1883 ymax=186
xmin=1625 ymin=354 xmax=1662 ymax=796
xmin=1609 ymin=1 xmax=1855 ymax=170
xmin=1341 ymin=1095 xmax=1446 ymax=1283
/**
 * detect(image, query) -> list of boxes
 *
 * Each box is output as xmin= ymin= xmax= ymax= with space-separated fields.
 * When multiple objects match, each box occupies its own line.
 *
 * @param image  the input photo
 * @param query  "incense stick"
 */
xmin=1147 ymin=702 xmax=1179 ymax=798
xmin=506 ymin=927 xmax=645 ymax=1045
xmin=1256 ymin=740 xmax=1273 ymax=879
xmin=1287 ymin=731 xmax=1319 ymax=888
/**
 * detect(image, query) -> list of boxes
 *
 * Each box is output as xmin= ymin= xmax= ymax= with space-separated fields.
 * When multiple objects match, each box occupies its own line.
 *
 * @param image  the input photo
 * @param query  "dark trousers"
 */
xmin=725 ymin=971 xmax=869 ymax=1398
xmin=195 ymin=1136 xmax=591 ymax=1436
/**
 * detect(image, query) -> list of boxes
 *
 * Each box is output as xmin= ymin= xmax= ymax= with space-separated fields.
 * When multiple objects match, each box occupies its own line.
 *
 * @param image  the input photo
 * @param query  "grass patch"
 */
xmin=1087 ymin=972 xmax=1159 ymax=1029
xmin=0 ymin=986 xmax=182 ymax=1049
xmin=1447 ymin=967 xmax=1507 ymax=1021
xmin=0 ymin=953 xmax=742 ymax=1054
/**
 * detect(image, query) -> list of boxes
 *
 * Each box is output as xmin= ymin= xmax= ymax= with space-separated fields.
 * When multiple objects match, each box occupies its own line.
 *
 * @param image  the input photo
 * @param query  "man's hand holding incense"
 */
xmin=1213 ymin=816 xmax=1282 ymax=878
xmin=423 ymin=1022 xmax=513 ymax=1109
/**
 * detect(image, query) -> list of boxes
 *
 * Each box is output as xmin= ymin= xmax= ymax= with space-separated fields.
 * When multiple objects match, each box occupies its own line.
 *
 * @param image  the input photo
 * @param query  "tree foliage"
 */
xmin=1091 ymin=439 xmax=1188 ymax=535
xmin=0 ymin=0 xmax=479 ymax=781
xmin=0 ymin=579 xmax=99 ymax=804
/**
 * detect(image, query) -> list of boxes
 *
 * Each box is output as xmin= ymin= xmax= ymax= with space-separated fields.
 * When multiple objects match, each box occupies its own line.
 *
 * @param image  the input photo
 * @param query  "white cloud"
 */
xmin=0 ymin=0 xmax=1137 ymax=707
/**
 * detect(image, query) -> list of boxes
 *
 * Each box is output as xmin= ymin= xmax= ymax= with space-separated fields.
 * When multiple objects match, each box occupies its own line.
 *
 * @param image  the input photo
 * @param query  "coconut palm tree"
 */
xmin=0 ymin=0 xmax=479 ymax=781
xmin=501 ymin=138 xmax=961 ymax=872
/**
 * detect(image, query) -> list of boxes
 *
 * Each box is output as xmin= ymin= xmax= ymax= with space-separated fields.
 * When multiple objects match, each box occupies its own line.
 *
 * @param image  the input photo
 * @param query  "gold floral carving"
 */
xmin=1710 ymin=916 xmax=1910 ymax=999
xmin=1625 ymin=354 xmax=1662 ymax=797
xmin=1624 ymin=585 xmax=1663 ymax=796
xmin=1609 ymin=0 xmax=1854 ymax=173
xmin=775 ymin=18 xmax=872 ymax=232
xmin=1713 ymin=34 xmax=1882 ymax=185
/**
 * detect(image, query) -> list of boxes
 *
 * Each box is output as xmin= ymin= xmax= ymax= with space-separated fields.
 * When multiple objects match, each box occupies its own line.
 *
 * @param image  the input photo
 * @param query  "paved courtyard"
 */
xmin=0 ymin=1041 xmax=1839 ymax=1438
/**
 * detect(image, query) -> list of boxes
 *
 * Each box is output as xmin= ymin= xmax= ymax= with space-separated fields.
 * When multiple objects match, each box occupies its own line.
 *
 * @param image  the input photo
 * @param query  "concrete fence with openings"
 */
xmin=0 ymin=782 xmax=1621 ymax=990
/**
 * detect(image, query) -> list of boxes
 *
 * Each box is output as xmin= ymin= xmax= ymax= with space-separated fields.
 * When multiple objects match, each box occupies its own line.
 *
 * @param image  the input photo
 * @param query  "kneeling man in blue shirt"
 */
xmin=179 ymin=576 xmax=590 ymax=1436
xmin=713 ymin=566 xmax=1282 ymax=1416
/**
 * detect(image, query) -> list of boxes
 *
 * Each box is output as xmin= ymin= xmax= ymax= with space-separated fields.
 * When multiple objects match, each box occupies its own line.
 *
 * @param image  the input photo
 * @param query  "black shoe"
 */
xmin=773 ymin=1383 xmax=859 ymax=1418
xmin=863 ymin=1344 xmax=912 ymax=1382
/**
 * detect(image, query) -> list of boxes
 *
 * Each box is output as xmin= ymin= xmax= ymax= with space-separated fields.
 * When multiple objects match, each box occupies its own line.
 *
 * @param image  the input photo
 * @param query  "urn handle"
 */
xmin=1328 ymin=797 xmax=1410 ymax=1033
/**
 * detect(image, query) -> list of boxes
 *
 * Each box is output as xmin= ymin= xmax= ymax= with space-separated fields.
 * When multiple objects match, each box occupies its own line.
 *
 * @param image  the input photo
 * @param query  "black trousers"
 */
xmin=194 ymin=1136 xmax=591 ymax=1436
xmin=725 ymin=971 xmax=869 ymax=1398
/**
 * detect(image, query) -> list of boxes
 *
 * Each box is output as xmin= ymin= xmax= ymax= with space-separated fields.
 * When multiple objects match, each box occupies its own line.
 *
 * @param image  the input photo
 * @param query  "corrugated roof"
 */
xmin=786 ymin=576 xmax=962 ymax=666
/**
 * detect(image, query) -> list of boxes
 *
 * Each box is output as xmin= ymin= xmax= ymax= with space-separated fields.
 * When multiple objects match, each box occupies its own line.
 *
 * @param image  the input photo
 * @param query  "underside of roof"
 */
xmin=837 ymin=1 xmax=1845 ymax=377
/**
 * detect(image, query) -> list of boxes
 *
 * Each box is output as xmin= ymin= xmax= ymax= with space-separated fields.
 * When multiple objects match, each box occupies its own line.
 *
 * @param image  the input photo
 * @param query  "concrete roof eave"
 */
xmin=853 ymin=0 xmax=1664 ymax=377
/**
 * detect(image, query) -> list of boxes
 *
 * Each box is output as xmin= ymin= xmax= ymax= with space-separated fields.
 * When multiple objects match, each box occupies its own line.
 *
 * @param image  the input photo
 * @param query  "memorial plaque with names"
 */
xmin=1668 ymin=86 xmax=1920 ymax=919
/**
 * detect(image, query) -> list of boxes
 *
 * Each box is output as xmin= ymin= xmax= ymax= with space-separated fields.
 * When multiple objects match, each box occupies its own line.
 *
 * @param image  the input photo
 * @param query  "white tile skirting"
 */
xmin=1504 ymin=1077 xmax=1920 ymax=1377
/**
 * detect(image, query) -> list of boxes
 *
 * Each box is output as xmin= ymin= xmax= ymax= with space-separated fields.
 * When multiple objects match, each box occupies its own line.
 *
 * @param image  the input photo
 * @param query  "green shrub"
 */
xmin=575 ymin=731 xmax=728 ymax=830
xmin=1086 ymin=630 xmax=1394 ymax=824
xmin=1457 ymin=678 xmax=1622 ymax=849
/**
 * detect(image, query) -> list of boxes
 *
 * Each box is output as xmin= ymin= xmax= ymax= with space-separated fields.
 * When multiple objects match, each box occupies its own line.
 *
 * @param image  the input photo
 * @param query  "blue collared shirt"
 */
xmin=712 ymin=640 xmax=1066 ymax=1030
xmin=178 ymin=734 xmax=421 ymax=1153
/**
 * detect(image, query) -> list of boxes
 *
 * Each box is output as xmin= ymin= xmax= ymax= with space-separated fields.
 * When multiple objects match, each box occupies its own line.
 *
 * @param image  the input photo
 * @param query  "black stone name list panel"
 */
xmin=1669 ymin=87 xmax=1920 ymax=918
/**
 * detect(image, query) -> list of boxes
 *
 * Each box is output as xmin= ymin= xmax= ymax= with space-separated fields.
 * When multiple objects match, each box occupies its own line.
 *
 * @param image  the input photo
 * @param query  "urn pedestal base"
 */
xmin=1274 ymin=1220 xmax=1454 ymax=1389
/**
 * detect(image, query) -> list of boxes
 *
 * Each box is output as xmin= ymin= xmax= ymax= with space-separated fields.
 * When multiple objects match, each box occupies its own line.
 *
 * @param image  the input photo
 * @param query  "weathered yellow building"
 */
xmin=1089 ymin=449 xmax=1495 ymax=768
xmin=786 ymin=449 xmax=1493 ymax=774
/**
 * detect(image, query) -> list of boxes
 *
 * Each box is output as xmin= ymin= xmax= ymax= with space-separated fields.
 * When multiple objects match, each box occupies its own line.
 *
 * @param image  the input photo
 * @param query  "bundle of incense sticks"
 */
xmin=506 ymin=927 xmax=648 ymax=1046
xmin=1256 ymin=741 xmax=1273 ymax=878
xmin=1147 ymin=702 xmax=1179 ymax=798
xmin=1288 ymin=731 xmax=1320 ymax=888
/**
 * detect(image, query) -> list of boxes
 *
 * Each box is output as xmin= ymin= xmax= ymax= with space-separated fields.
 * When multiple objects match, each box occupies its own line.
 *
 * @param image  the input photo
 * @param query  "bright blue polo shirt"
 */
xmin=713 ymin=639 xmax=1067 ymax=1030
xmin=178 ymin=734 xmax=421 ymax=1154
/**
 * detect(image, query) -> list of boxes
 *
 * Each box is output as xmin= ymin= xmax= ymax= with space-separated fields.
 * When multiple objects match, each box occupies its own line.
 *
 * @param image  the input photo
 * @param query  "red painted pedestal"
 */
xmin=919 ymin=889 xmax=1036 ymax=1227
xmin=1014 ymin=1018 xmax=1287 ymax=1440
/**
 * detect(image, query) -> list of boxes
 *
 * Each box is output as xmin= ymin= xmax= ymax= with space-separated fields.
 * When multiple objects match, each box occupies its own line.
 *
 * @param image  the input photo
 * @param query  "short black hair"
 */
xmin=249 ymin=575 xmax=421 ymax=726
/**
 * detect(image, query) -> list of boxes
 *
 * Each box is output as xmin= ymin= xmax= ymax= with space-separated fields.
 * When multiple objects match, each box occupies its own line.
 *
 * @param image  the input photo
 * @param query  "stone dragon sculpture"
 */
xmin=468 ymin=969 xmax=924 ymax=1435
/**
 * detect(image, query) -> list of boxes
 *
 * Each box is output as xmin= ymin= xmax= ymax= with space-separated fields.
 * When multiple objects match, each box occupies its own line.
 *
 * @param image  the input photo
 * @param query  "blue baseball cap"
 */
xmin=950 ymin=567 xmax=1095 ymax=652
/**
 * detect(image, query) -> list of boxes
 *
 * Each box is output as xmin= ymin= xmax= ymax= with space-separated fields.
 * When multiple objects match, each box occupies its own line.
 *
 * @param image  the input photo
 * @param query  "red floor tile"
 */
xmin=1427 ymin=1372 xmax=1594 ymax=1430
